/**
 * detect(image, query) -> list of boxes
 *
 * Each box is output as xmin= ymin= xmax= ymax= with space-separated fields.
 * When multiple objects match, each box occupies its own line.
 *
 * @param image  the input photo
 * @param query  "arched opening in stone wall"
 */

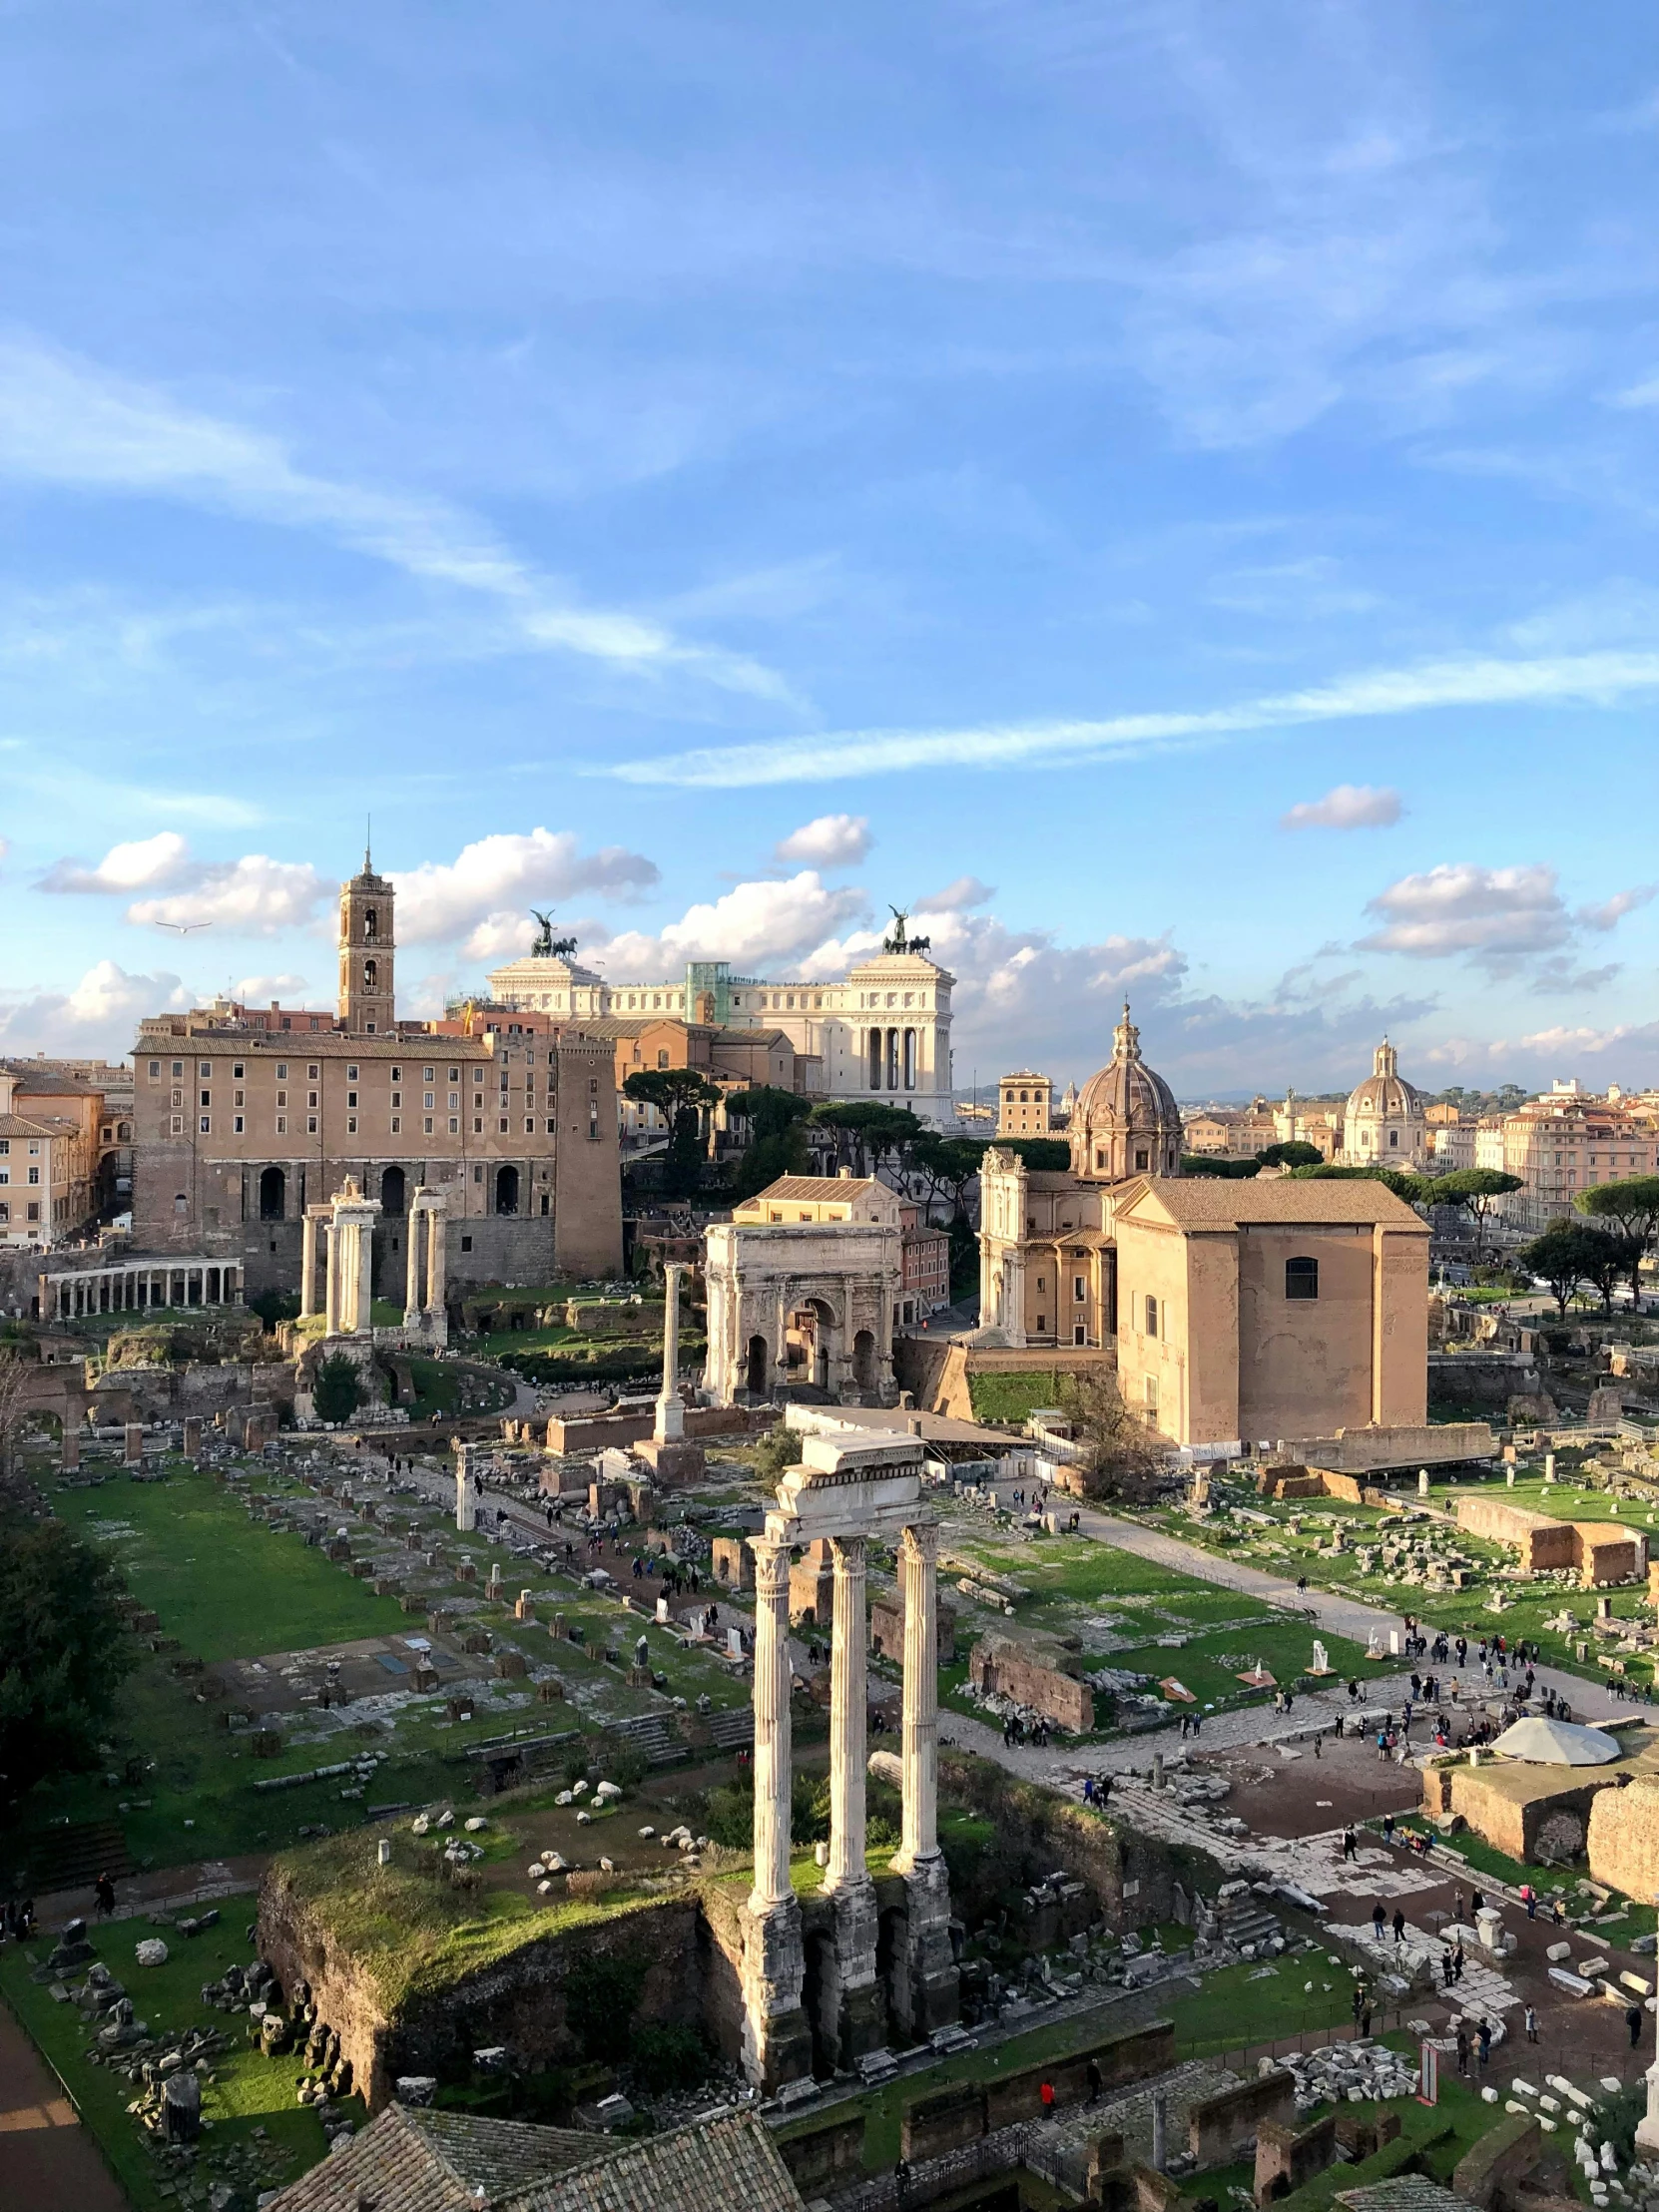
xmin=258 ymin=1166 xmax=285 ymax=1221
xmin=746 ymin=1334 xmax=770 ymax=1397
xmin=381 ymin=1165 xmax=407 ymax=1216
xmin=877 ymin=1902 xmax=911 ymax=2044
xmin=786 ymin=1298 xmax=836 ymax=1390
xmin=851 ymin=1329 xmax=876 ymax=1395
xmin=802 ymin=1927 xmax=837 ymax=2080
xmin=494 ymin=1164 xmax=520 ymax=1216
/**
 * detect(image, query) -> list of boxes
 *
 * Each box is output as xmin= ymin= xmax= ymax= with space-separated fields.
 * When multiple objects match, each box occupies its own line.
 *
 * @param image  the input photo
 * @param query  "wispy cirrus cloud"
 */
xmin=594 ymin=648 xmax=1659 ymax=788
xmin=0 ymin=334 xmax=793 ymax=701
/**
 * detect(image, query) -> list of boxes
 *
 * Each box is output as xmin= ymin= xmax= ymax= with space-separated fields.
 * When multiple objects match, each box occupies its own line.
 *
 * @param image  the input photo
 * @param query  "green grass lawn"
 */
xmin=967 ymin=1372 xmax=1062 ymax=1425
xmin=53 ymin=1462 xmax=412 ymax=1663
xmin=0 ymin=1919 xmax=345 ymax=2212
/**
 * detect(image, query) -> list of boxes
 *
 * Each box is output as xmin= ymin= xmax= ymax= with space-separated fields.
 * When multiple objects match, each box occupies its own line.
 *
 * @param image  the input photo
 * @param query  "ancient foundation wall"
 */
xmin=1454 ymin=1497 xmax=1576 ymax=1569
xmin=967 ymin=1637 xmax=1094 ymax=1733
xmin=1255 ymin=2111 xmax=1338 ymax=2204
xmin=1588 ymin=1775 xmax=1659 ymax=1904
xmin=899 ymin=2019 xmax=1176 ymax=2160
xmin=258 ymin=1863 xmax=705 ymax=2110
xmin=938 ymin=1751 xmax=1184 ymax=1932
xmin=1188 ymin=2069 xmax=1296 ymax=2166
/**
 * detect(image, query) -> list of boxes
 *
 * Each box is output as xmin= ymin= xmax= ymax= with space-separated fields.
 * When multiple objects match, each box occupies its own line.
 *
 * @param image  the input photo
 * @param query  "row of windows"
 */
xmin=0 ymin=1166 xmax=42 ymax=1185
xmin=0 ymin=1201 xmax=42 ymax=1224
xmin=1135 ymin=1259 xmax=1320 ymax=1342
xmin=148 ymin=1057 xmax=563 ymax=1084
xmin=185 ymin=1113 xmax=565 ymax=1140
xmin=0 ymin=1139 xmax=42 ymax=1156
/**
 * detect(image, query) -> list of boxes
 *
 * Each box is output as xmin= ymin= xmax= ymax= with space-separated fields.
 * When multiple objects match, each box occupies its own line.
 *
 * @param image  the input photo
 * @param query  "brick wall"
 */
xmin=899 ymin=2019 xmax=1176 ymax=2161
xmin=968 ymin=1636 xmax=1095 ymax=1733
xmin=1187 ymin=2068 xmax=1297 ymax=2166
xmin=1255 ymin=2111 xmax=1338 ymax=2204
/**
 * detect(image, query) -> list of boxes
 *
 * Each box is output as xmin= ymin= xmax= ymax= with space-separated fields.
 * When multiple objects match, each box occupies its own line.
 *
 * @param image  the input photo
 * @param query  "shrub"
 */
xmin=312 ymin=1354 xmax=362 ymax=1423
xmin=628 ymin=2022 xmax=711 ymax=2096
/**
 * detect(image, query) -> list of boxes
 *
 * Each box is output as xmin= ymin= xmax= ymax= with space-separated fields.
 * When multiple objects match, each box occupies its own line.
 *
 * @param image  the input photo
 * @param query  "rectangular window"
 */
xmin=347 ymin=1064 xmax=358 ymax=1081
xmin=308 ymin=1064 xmax=319 ymax=1079
xmin=424 ymin=1092 xmax=434 ymax=1109
xmin=447 ymin=1092 xmax=459 ymax=1110
xmin=199 ymin=1116 xmax=211 ymax=1135
xmin=233 ymin=1115 xmax=245 ymax=1134
xmin=346 ymin=1115 xmax=358 ymax=1135
xmin=390 ymin=1091 xmax=401 ymax=1109
xmin=307 ymin=1116 xmax=318 ymax=1135
xmin=170 ymin=1115 xmax=184 ymax=1136
xmin=546 ymin=1118 xmax=556 ymax=1134
xmin=199 ymin=1061 xmax=213 ymax=1076
xmin=276 ymin=1062 xmax=287 ymax=1080
xmin=423 ymin=1116 xmax=434 ymax=1135
xmin=498 ymin=1117 xmax=508 ymax=1134
xmin=448 ymin=1117 xmax=459 ymax=1134
xmin=424 ymin=1066 xmax=434 ymax=1081
xmin=276 ymin=1090 xmax=287 ymax=1108
xmin=1286 ymin=1257 xmax=1320 ymax=1300
xmin=234 ymin=1088 xmax=245 ymax=1107
xmin=171 ymin=1088 xmax=183 ymax=1109
xmin=524 ymin=1117 xmax=534 ymax=1134
xmin=1145 ymin=1294 xmax=1158 ymax=1337
xmin=172 ymin=1060 xmax=183 ymax=1077
xmin=276 ymin=1116 xmax=286 ymax=1135
xmin=233 ymin=1062 xmax=245 ymax=1079
xmin=474 ymin=1117 xmax=484 ymax=1135
xmin=390 ymin=1116 xmax=401 ymax=1135
xmin=1074 ymin=1276 xmax=1086 ymax=1301
xmin=448 ymin=1067 xmax=459 ymax=1081
xmin=390 ymin=1066 xmax=401 ymax=1082
xmin=26 ymin=1202 xmax=38 ymax=1223
xmin=148 ymin=1060 xmax=160 ymax=1079
xmin=200 ymin=1090 xmax=211 ymax=1108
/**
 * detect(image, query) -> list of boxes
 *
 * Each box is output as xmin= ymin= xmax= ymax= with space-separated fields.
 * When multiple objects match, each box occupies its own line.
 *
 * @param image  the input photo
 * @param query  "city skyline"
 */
xmin=3 ymin=4 xmax=1658 ymax=1091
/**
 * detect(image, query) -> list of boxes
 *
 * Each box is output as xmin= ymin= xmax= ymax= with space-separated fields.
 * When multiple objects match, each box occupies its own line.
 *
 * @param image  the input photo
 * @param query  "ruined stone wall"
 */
xmin=258 ymin=1862 xmax=705 ymax=2110
xmin=1454 ymin=1497 xmax=1576 ymax=1570
xmin=939 ymin=1750 xmax=1185 ymax=1932
xmin=1573 ymin=1525 xmax=1644 ymax=1585
xmin=1446 ymin=1768 xmax=1614 ymax=1864
xmin=1588 ymin=1775 xmax=1659 ymax=1904
xmin=967 ymin=1636 xmax=1094 ymax=1733
xmin=1188 ymin=2069 xmax=1295 ymax=2166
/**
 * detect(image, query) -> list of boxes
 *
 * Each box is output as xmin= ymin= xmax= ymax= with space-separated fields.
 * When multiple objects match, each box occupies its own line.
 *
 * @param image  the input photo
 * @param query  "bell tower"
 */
xmin=338 ymin=846 xmax=396 ymax=1035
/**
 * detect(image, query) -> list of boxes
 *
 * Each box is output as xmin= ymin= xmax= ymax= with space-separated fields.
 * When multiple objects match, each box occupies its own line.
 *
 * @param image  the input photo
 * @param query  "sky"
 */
xmin=3 ymin=1 xmax=1659 ymax=1101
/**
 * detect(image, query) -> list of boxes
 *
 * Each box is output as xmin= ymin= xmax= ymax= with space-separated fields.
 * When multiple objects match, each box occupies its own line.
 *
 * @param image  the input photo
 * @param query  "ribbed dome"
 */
xmin=1069 ymin=1003 xmax=1183 ymax=1183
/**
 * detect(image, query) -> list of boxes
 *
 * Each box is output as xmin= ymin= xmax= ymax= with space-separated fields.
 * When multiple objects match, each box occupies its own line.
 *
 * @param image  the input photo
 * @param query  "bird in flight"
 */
xmin=153 ymin=919 xmax=212 ymax=935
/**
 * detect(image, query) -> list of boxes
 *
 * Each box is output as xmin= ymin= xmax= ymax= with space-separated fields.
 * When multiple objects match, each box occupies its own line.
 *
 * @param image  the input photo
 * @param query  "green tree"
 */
xmin=1518 ymin=1223 xmax=1605 ymax=1318
xmin=1577 ymin=1175 xmax=1659 ymax=1308
xmin=947 ymin=1210 xmax=979 ymax=1303
xmin=1182 ymin=1154 xmax=1262 ymax=1180
xmin=245 ymin=1288 xmax=301 ymax=1333
xmin=723 ymin=1086 xmax=813 ymax=1200
xmin=907 ymin=1134 xmax=990 ymax=1222
xmin=1577 ymin=1229 xmax=1647 ymax=1315
xmin=0 ymin=1515 xmax=135 ymax=1807
xmin=999 ymin=1136 xmax=1071 ymax=1172
xmin=312 ymin=1353 xmax=362 ymax=1423
xmin=1257 ymin=1141 xmax=1324 ymax=1169
xmin=1289 ymin=1163 xmax=1432 ymax=1204
xmin=1421 ymin=1168 xmax=1524 ymax=1263
xmin=624 ymin=1068 xmax=723 ymax=1197
xmin=1053 ymin=1368 xmax=1164 ymax=1500
xmin=809 ymin=1101 xmax=921 ymax=1177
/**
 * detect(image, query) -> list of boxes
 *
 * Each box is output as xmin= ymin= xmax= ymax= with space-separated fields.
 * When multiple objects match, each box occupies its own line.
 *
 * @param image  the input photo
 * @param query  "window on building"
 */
xmin=200 ymin=1089 xmax=211 ymax=1108
xmin=448 ymin=1117 xmax=458 ymax=1134
xmin=1388 ymin=1128 xmax=1399 ymax=1148
xmin=148 ymin=1060 xmax=160 ymax=1079
xmin=276 ymin=1116 xmax=286 ymax=1135
xmin=346 ymin=1115 xmax=358 ymax=1135
xmin=1145 ymin=1294 xmax=1158 ymax=1337
xmin=1286 ymin=1256 xmax=1319 ymax=1300
xmin=1074 ymin=1275 xmax=1086 ymax=1301
xmin=199 ymin=1116 xmax=211 ymax=1134
xmin=346 ymin=1091 xmax=357 ymax=1109
xmin=1134 ymin=1148 xmax=1149 ymax=1171
xmin=306 ymin=1116 xmax=317 ymax=1134
xmin=200 ymin=1061 xmax=213 ymax=1076
xmin=657 ymin=1049 xmax=669 ymax=1069
xmin=233 ymin=1115 xmax=245 ymax=1134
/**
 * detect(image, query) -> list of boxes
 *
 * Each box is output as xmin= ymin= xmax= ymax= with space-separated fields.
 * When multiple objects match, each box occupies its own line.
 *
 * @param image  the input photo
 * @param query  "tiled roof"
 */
xmin=0 ymin=1113 xmax=64 ymax=1139
xmin=753 ymin=1176 xmax=878 ymax=1200
xmin=264 ymin=2104 xmax=596 ymax=2212
xmin=507 ymin=2112 xmax=804 ymax=2212
xmin=1121 ymin=1176 xmax=1426 ymax=1230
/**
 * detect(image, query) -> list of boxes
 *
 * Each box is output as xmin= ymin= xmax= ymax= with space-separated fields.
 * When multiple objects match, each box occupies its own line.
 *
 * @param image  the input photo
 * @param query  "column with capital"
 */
xmin=892 ymin=1520 xmax=960 ymax=2033
xmin=826 ymin=1535 xmax=882 ymax=2061
xmin=654 ymin=1263 xmax=686 ymax=1441
xmin=404 ymin=1202 xmax=424 ymax=1328
xmin=743 ymin=1535 xmax=811 ymax=2090
xmin=323 ymin=1217 xmax=340 ymax=1337
xmin=426 ymin=1204 xmax=447 ymax=1330
xmin=354 ymin=1207 xmax=374 ymax=1337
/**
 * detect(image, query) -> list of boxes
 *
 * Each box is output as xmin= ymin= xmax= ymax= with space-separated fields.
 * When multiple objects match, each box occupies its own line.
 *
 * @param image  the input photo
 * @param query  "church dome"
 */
xmin=1341 ymin=1038 xmax=1427 ymax=1166
xmin=1069 ymin=1003 xmax=1183 ymax=1183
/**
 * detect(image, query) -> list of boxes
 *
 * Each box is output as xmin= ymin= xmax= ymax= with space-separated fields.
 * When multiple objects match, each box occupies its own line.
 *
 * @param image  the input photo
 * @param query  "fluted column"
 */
xmin=893 ymin=1521 xmax=940 ymax=1873
xmin=404 ymin=1204 xmax=424 ymax=1325
xmin=826 ymin=1536 xmax=868 ymax=1890
xmin=300 ymin=1211 xmax=319 ymax=1318
xmin=355 ymin=1212 xmax=374 ymax=1337
xmin=323 ymin=1221 xmax=340 ymax=1337
xmin=426 ymin=1208 xmax=446 ymax=1315
xmin=749 ymin=1536 xmax=796 ymax=1915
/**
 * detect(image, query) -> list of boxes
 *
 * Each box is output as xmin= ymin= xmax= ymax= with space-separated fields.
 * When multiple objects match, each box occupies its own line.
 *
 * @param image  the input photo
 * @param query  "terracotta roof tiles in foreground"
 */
xmin=265 ymin=2105 xmax=805 ymax=2212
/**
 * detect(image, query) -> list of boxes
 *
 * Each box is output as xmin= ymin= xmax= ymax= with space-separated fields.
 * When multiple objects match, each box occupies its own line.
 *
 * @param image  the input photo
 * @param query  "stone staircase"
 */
xmin=1218 ymin=1883 xmax=1282 ymax=1956
xmin=606 ymin=1703 xmax=755 ymax=1766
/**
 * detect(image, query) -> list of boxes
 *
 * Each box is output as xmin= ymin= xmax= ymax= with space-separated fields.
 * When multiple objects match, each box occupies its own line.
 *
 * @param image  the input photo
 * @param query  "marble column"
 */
xmin=743 ymin=1535 xmax=810 ymax=2090
xmin=354 ymin=1210 xmax=373 ymax=1337
xmin=655 ymin=1263 xmax=686 ymax=1442
xmin=323 ymin=1221 xmax=340 ymax=1338
xmin=892 ymin=1520 xmax=959 ymax=2034
xmin=404 ymin=1205 xmax=424 ymax=1326
xmin=426 ymin=1208 xmax=446 ymax=1315
xmin=826 ymin=1535 xmax=881 ymax=2061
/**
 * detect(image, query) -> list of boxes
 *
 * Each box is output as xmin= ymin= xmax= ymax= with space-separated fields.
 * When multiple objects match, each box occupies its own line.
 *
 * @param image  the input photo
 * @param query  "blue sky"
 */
xmin=3 ymin=1 xmax=1659 ymax=1099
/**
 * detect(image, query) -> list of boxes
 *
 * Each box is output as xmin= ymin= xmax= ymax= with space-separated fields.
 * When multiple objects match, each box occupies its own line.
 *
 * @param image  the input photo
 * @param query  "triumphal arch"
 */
xmin=740 ymin=1423 xmax=958 ymax=2087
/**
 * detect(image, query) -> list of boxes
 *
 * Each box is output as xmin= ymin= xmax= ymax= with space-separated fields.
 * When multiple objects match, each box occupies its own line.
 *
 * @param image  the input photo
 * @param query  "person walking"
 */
xmin=1524 ymin=2004 xmax=1538 ymax=2044
xmin=1455 ymin=2024 xmax=1470 ymax=2077
xmin=1392 ymin=1908 xmax=1406 ymax=1945
xmin=1629 ymin=2005 xmax=1645 ymax=2049
xmin=1372 ymin=1902 xmax=1386 ymax=1940
xmin=94 ymin=1871 xmax=116 ymax=1919
xmin=1383 ymin=1814 xmax=1395 ymax=1845
xmin=1477 ymin=2020 xmax=1491 ymax=2072
xmin=1521 ymin=1884 xmax=1536 ymax=1920
xmin=1343 ymin=1827 xmax=1359 ymax=1863
xmin=1087 ymin=2057 xmax=1103 ymax=2105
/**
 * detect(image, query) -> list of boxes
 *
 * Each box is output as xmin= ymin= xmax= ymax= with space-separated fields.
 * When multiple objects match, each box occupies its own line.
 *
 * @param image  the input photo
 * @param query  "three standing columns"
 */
xmin=743 ymin=1516 xmax=958 ymax=2094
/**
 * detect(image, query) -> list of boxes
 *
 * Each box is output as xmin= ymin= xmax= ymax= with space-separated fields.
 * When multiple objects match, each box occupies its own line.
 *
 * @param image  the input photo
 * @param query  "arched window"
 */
xmin=657 ymin=1049 xmax=669 ymax=1069
xmin=1286 ymin=1256 xmax=1319 ymax=1300
xmin=363 ymin=958 xmax=377 ymax=987
xmin=258 ymin=1166 xmax=285 ymax=1221
xmin=364 ymin=906 xmax=378 ymax=940
xmin=494 ymin=1164 xmax=520 ymax=1216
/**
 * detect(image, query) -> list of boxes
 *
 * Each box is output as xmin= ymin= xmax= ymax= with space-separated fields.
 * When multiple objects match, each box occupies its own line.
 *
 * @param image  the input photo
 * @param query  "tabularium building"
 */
xmin=131 ymin=856 xmax=622 ymax=1298
xmin=486 ymin=914 xmax=955 ymax=1120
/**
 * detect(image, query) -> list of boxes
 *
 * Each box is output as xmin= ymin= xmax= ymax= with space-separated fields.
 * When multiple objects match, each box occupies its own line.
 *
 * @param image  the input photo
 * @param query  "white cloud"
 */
xmin=0 ymin=959 xmax=190 ymax=1055
xmin=1360 ymin=863 xmax=1654 ymax=975
xmin=1611 ymin=372 xmax=1659 ymax=409
xmin=235 ymin=972 xmax=311 ymax=1003
xmin=916 ymin=875 xmax=996 ymax=912
xmin=773 ymin=814 xmax=872 ymax=867
xmin=595 ymin=648 xmax=1659 ymax=788
xmin=392 ymin=830 xmax=660 ymax=947
xmin=1527 ymin=958 xmax=1621 ymax=997
xmin=0 ymin=334 xmax=791 ymax=700
xmin=590 ymin=872 xmax=868 ymax=975
xmin=40 ymin=830 xmax=195 ymax=893
xmin=1280 ymin=784 xmax=1401 ymax=831
xmin=127 ymin=855 xmax=329 ymax=936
